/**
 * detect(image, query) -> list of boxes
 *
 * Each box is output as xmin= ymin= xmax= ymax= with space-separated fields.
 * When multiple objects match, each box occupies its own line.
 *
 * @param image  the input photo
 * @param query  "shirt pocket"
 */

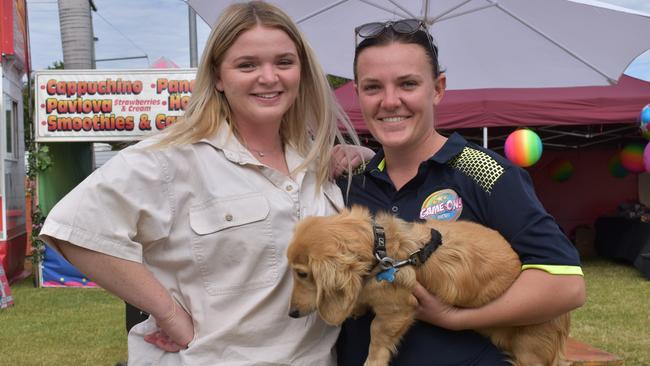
xmin=189 ymin=192 xmax=279 ymax=296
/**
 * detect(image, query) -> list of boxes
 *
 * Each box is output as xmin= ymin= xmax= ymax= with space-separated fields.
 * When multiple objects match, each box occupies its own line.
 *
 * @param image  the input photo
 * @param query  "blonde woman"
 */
xmin=39 ymin=2 xmax=363 ymax=365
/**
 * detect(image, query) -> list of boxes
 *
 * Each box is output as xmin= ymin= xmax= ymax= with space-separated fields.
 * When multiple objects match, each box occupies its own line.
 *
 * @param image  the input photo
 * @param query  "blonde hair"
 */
xmin=157 ymin=1 xmax=358 ymax=187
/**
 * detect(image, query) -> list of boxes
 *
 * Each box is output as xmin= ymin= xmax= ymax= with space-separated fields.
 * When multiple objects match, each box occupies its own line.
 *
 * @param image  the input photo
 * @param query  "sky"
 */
xmin=26 ymin=0 xmax=650 ymax=81
xmin=27 ymin=0 xmax=210 ymax=70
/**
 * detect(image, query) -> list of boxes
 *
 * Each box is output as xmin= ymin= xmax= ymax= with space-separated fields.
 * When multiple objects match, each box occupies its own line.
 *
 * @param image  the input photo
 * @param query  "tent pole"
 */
xmin=483 ymin=127 xmax=488 ymax=148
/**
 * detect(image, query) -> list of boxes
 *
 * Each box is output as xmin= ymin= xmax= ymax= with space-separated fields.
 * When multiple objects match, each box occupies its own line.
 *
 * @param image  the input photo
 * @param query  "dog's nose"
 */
xmin=288 ymin=309 xmax=301 ymax=318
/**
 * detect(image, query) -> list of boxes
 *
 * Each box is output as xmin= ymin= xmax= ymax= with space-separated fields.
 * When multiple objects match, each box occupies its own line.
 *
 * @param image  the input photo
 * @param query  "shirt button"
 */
xmin=285 ymin=185 xmax=293 ymax=192
xmin=225 ymin=214 xmax=233 ymax=221
xmin=391 ymin=206 xmax=399 ymax=213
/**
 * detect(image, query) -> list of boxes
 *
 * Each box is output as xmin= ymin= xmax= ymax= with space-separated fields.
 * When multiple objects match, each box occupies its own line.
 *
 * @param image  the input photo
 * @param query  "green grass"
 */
xmin=571 ymin=258 xmax=650 ymax=366
xmin=0 ymin=258 xmax=648 ymax=365
xmin=0 ymin=277 xmax=126 ymax=366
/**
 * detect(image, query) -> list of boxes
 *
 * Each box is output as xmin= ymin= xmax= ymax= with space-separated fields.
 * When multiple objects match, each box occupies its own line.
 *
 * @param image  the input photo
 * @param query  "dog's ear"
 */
xmin=312 ymin=257 xmax=363 ymax=325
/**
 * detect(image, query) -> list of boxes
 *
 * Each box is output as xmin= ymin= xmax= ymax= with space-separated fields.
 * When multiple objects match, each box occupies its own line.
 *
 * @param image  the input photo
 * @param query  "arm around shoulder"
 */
xmin=330 ymin=144 xmax=375 ymax=178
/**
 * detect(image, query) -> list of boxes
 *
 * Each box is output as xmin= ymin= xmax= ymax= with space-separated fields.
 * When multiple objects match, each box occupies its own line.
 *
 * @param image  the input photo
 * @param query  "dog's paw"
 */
xmin=364 ymin=357 xmax=391 ymax=366
xmin=364 ymin=348 xmax=392 ymax=366
xmin=364 ymin=360 xmax=389 ymax=366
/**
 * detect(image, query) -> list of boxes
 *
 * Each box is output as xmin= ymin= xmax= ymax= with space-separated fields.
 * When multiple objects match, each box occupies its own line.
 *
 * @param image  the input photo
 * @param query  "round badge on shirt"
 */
xmin=419 ymin=188 xmax=463 ymax=221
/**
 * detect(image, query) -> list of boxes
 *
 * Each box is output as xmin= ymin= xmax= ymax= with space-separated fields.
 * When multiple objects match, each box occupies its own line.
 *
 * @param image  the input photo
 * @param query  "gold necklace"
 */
xmin=246 ymin=143 xmax=283 ymax=158
xmin=250 ymin=148 xmax=267 ymax=157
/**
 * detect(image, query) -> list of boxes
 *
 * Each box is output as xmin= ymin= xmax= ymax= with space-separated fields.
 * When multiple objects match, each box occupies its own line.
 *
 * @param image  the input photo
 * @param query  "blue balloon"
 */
xmin=641 ymin=104 xmax=650 ymax=140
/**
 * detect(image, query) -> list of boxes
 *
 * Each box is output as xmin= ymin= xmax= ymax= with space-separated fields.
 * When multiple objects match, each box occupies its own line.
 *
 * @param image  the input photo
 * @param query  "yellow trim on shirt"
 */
xmin=378 ymin=158 xmax=386 ymax=171
xmin=521 ymin=264 xmax=584 ymax=276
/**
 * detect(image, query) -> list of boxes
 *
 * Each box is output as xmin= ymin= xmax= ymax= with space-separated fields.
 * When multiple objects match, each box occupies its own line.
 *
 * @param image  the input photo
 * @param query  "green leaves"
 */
xmin=26 ymin=144 xmax=53 ymax=178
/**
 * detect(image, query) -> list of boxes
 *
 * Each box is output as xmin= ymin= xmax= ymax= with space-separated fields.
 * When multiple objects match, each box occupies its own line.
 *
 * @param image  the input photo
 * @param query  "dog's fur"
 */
xmin=287 ymin=205 xmax=570 ymax=366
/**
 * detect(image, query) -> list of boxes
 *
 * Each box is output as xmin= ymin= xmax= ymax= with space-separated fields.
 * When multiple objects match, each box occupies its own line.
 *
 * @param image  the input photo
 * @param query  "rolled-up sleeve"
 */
xmin=39 ymin=145 xmax=173 ymax=263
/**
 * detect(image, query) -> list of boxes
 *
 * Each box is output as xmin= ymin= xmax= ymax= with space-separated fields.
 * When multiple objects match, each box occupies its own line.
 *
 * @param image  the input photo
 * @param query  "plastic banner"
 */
xmin=40 ymin=245 xmax=97 ymax=288
xmin=0 ymin=262 xmax=13 ymax=309
xmin=34 ymin=68 xmax=196 ymax=142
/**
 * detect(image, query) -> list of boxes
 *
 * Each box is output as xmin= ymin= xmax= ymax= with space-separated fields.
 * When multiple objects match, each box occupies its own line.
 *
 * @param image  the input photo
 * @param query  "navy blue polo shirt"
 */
xmin=336 ymin=133 xmax=582 ymax=366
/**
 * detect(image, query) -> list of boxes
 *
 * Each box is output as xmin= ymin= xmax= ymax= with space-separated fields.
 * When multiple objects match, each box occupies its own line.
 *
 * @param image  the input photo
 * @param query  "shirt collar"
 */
xmin=365 ymin=132 xmax=468 ymax=173
xmin=198 ymin=122 xmax=256 ymax=165
xmin=430 ymin=132 xmax=467 ymax=164
xmin=197 ymin=121 xmax=305 ymax=173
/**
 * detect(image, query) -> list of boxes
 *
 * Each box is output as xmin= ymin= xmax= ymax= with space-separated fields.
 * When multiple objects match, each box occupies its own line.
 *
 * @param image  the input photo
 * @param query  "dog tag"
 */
xmin=376 ymin=267 xmax=397 ymax=283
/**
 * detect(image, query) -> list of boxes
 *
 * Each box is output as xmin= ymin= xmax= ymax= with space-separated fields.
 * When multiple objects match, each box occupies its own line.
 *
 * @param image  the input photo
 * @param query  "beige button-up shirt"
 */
xmin=40 ymin=123 xmax=343 ymax=365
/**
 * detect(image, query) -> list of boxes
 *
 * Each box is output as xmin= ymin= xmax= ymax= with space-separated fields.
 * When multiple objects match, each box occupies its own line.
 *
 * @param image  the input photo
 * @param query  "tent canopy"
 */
xmin=336 ymin=75 xmax=650 ymax=148
xmin=188 ymin=0 xmax=650 ymax=89
xmin=149 ymin=56 xmax=180 ymax=69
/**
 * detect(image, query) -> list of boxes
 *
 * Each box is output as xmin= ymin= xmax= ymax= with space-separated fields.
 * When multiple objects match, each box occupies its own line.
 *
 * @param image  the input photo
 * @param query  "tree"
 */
xmin=23 ymin=61 xmax=62 ymax=269
xmin=327 ymin=74 xmax=350 ymax=89
xmin=47 ymin=60 xmax=64 ymax=70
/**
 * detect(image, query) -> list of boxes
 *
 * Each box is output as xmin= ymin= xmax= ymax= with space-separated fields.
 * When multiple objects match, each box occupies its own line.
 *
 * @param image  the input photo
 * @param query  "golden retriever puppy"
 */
xmin=287 ymin=205 xmax=570 ymax=366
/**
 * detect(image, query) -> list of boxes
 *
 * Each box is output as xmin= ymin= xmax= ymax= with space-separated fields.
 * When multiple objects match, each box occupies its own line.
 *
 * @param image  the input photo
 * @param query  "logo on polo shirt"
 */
xmin=420 ymin=189 xmax=463 ymax=221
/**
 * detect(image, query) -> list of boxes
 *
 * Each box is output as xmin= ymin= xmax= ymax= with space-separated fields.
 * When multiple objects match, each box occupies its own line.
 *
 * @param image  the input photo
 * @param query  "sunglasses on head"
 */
xmin=354 ymin=19 xmax=439 ymax=75
xmin=355 ymin=19 xmax=426 ymax=39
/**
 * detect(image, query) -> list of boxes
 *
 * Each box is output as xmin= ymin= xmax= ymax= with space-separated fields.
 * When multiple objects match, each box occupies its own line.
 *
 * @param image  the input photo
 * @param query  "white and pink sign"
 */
xmin=34 ymin=69 xmax=197 ymax=142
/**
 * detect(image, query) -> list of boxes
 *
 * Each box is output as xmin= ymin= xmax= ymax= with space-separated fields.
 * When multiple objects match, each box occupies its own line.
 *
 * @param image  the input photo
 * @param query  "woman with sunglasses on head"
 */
xmin=336 ymin=19 xmax=586 ymax=365
xmin=38 ymin=2 xmax=367 ymax=365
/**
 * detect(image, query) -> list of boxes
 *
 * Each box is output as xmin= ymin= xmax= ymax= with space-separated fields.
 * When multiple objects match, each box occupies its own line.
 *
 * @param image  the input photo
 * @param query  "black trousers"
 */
xmin=125 ymin=302 xmax=149 ymax=333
